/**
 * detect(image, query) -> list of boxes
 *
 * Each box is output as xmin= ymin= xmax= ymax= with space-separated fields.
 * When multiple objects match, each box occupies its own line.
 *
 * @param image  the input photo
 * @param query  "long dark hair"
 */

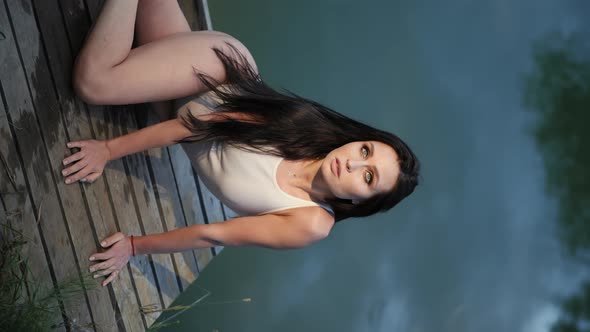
xmin=180 ymin=43 xmax=420 ymax=222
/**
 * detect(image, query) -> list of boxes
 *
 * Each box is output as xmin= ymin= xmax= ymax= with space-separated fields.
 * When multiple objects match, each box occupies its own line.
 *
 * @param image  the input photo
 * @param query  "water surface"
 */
xmin=156 ymin=1 xmax=590 ymax=331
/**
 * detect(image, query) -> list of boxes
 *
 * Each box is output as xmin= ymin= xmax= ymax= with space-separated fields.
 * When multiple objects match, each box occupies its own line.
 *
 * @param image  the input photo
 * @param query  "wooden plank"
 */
xmin=175 ymin=0 xmax=216 ymax=273
xmin=166 ymin=144 xmax=213 ymax=271
xmin=73 ymin=0 xmax=163 ymax=328
xmin=85 ymin=0 xmax=103 ymax=22
xmin=0 ymin=104 xmax=65 ymax=332
xmin=35 ymin=0 xmax=145 ymax=330
xmin=139 ymin=111 xmax=199 ymax=290
xmin=0 ymin=192 xmax=5 ymax=226
xmin=222 ymin=205 xmax=240 ymax=219
xmin=178 ymin=0 xmax=200 ymax=31
xmin=196 ymin=177 xmax=225 ymax=256
xmin=93 ymin=107 xmax=163 ymax=328
xmin=123 ymin=110 xmax=182 ymax=307
xmin=7 ymin=0 xmax=121 ymax=330
xmin=0 ymin=1 xmax=92 ymax=329
xmin=0 ymin=193 xmax=25 ymax=314
xmin=0 ymin=143 xmax=26 ymax=306
xmin=188 ymin=0 xmax=221 ymax=260
xmin=194 ymin=0 xmax=213 ymax=30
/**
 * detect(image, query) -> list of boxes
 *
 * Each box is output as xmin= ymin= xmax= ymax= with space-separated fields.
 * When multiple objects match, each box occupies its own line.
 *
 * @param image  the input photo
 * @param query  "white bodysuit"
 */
xmin=176 ymin=90 xmax=333 ymax=216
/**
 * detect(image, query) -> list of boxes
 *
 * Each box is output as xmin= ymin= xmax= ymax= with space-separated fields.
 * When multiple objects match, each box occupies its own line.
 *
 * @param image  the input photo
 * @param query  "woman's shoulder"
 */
xmin=271 ymin=205 xmax=335 ymax=233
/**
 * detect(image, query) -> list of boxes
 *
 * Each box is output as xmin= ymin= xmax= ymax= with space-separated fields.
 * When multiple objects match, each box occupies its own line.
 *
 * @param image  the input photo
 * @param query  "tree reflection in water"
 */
xmin=524 ymin=33 xmax=590 ymax=332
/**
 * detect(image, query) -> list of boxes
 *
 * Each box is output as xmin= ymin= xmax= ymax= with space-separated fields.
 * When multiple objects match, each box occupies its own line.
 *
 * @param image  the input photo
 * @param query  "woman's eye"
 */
xmin=364 ymin=171 xmax=373 ymax=184
xmin=361 ymin=146 xmax=369 ymax=159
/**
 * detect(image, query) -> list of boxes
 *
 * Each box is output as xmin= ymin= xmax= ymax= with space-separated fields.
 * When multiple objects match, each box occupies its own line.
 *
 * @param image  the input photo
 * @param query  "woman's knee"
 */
xmin=210 ymin=31 xmax=258 ymax=74
xmin=72 ymin=56 xmax=112 ymax=105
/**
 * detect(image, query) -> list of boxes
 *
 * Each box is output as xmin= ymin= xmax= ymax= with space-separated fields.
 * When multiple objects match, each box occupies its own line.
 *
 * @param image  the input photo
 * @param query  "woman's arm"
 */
xmin=62 ymin=118 xmax=191 ymax=184
xmin=89 ymin=207 xmax=334 ymax=286
xmin=137 ymin=208 xmax=334 ymax=252
xmin=106 ymin=118 xmax=191 ymax=160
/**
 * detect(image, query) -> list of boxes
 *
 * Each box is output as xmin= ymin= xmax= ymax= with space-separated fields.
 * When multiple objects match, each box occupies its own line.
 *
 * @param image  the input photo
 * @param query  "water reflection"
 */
xmin=525 ymin=33 xmax=590 ymax=332
xmin=153 ymin=1 xmax=590 ymax=331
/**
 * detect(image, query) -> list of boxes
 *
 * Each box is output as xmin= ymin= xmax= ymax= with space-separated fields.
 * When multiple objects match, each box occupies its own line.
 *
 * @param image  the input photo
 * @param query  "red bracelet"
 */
xmin=130 ymin=235 xmax=136 ymax=256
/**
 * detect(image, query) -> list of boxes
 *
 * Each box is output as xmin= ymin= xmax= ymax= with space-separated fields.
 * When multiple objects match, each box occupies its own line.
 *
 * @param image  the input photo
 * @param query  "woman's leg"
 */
xmin=134 ymin=0 xmax=191 ymax=120
xmin=76 ymin=0 xmax=138 ymax=74
xmin=73 ymin=0 xmax=256 ymax=105
xmin=135 ymin=0 xmax=190 ymax=46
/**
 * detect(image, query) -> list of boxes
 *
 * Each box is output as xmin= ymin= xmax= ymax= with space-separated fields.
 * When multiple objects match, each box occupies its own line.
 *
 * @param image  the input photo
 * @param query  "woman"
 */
xmin=65 ymin=0 xmax=420 ymax=287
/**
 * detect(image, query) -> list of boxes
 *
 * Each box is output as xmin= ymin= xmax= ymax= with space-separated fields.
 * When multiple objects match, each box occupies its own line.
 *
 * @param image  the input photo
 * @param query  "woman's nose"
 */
xmin=346 ymin=159 xmax=366 ymax=172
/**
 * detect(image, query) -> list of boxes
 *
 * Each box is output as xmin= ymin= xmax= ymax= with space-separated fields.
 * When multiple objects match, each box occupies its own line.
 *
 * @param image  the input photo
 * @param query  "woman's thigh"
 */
xmin=135 ymin=0 xmax=191 ymax=45
xmin=80 ymin=31 xmax=256 ymax=105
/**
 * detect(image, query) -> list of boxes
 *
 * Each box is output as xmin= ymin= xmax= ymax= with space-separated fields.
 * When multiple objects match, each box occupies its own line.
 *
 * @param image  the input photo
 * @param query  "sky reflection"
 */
xmin=156 ymin=1 xmax=590 ymax=331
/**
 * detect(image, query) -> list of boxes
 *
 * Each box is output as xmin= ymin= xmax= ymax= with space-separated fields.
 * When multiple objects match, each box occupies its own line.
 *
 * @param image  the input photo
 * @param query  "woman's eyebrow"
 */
xmin=373 ymin=165 xmax=380 ymax=189
xmin=369 ymin=142 xmax=380 ymax=189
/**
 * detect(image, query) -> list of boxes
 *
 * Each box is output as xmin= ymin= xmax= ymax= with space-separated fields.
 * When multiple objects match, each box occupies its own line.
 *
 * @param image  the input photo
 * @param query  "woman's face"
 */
xmin=321 ymin=141 xmax=400 ymax=203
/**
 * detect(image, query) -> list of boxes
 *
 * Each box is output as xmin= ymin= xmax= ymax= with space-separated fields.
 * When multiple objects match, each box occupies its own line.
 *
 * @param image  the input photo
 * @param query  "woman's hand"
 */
xmin=62 ymin=140 xmax=111 ymax=184
xmin=89 ymin=232 xmax=132 ymax=287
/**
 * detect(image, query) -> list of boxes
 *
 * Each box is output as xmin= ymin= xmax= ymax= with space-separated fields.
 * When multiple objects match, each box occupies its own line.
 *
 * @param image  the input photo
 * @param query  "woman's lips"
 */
xmin=332 ymin=158 xmax=340 ymax=178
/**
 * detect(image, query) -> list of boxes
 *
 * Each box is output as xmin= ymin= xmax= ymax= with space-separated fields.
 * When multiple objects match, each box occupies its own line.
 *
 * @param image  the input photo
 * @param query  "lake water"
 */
xmin=156 ymin=1 xmax=590 ymax=331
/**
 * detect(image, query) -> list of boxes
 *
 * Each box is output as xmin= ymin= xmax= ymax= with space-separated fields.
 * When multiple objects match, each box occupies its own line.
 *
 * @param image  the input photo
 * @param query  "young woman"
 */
xmin=65 ymin=0 xmax=420 ymax=286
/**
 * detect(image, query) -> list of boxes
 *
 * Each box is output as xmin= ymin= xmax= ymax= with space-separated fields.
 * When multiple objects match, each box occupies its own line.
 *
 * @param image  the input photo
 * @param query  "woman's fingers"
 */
xmin=82 ymin=172 xmax=102 ymax=184
xmin=86 ymin=232 xmax=131 ymax=287
xmin=62 ymin=159 xmax=88 ymax=177
xmin=93 ymin=267 xmax=115 ymax=278
xmin=63 ymin=151 xmax=85 ymax=166
xmin=89 ymin=251 xmax=111 ymax=262
xmin=102 ymin=270 xmax=119 ymax=287
xmin=61 ymin=139 xmax=109 ymax=185
xmin=101 ymin=232 xmax=126 ymax=248
xmin=89 ymin=257 xmax=116 ymax=272
xmin=67 ymin=141 xmax=87 ymax=149
xmin=64 ymin=166 xmax=91 ymax=184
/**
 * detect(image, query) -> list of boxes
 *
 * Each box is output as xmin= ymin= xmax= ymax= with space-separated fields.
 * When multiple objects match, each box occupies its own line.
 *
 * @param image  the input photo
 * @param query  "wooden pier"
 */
xmin=0 ymin=1 xmax=231 ymax=331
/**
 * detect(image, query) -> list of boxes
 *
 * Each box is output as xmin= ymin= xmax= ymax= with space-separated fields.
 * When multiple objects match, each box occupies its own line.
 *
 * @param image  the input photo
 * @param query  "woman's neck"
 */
xmin=286 ymin=158 xmax=331 ymax=202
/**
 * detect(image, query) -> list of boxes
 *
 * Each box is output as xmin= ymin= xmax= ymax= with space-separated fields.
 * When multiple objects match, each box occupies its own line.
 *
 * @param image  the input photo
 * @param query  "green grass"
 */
xmin=0 ymin=222 xmax=96 ymax=332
